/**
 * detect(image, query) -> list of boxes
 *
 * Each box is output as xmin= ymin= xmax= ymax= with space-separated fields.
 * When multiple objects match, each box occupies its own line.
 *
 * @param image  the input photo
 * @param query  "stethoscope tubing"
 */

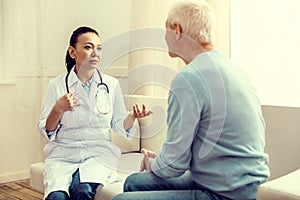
xmin=65 ymin=68 xmax=109 ymax=94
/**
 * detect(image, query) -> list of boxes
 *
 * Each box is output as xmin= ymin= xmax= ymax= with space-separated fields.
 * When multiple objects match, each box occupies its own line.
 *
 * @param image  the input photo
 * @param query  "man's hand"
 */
xmin=140 ymin=148 xmax=157 ymax=172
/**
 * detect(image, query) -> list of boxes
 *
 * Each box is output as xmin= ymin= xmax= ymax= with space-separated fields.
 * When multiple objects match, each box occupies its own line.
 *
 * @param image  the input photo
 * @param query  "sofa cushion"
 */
xmin=95 ymin=153 xmax=143 ymax=200
xmin=257 ymin=168 xmax=300 ymax=200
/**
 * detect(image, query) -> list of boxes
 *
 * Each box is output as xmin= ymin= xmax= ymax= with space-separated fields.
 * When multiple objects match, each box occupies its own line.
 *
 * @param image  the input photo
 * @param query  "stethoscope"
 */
xmin=65 ymin=68 xmax=110 ymax=114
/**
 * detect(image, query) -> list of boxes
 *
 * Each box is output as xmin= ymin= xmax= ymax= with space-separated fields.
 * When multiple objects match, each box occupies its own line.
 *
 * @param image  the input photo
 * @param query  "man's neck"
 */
xmin=182 ymin=43 xmax=214 ymax=65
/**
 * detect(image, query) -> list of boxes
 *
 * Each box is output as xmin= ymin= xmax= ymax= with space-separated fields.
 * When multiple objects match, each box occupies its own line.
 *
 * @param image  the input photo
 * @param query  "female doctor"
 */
xmin=38 ymin=26 xmax=152 ymax=200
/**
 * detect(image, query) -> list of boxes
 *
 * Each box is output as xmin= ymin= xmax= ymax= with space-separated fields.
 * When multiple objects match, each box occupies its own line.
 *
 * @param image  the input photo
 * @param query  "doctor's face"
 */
xmin=70 ymin=32 xmax=102 ymax=71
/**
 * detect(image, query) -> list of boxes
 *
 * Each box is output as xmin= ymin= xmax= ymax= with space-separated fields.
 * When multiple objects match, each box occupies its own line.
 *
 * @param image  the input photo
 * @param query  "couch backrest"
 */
xmin=262 ymin=105 xmax=300 ymax=180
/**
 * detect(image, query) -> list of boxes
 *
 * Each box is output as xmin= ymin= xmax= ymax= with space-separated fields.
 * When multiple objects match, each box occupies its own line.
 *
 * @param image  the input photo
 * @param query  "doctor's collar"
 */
xmin=67 ymin=66 xmax=101 ymax=88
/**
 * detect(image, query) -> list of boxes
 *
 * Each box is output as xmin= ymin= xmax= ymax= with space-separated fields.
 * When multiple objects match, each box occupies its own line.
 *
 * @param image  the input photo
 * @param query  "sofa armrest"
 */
xmin=29 ymin=162 xmax=44 ymax=192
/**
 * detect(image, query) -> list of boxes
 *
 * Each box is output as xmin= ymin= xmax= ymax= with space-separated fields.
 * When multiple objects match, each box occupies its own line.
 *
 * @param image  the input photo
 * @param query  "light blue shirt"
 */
xmin=151 ymin=50 xmax=270 ymax=199
xmin=81 ymin=78 xmax=93 ymax=96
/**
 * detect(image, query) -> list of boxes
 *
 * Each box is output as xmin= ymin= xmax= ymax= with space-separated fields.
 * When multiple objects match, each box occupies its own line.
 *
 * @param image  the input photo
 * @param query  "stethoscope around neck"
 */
xmin=65 ymin=67 xmax=110 ymax=114
xmin=65 ymin=68 xmax=109 ymax=94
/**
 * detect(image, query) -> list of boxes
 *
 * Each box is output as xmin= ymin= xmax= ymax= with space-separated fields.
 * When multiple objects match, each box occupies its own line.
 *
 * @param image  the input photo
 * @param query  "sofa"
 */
xmin=30 ymin=95 xmax=168 ymax=200
xmin=30 ymin=97 xmax=300 ymax=199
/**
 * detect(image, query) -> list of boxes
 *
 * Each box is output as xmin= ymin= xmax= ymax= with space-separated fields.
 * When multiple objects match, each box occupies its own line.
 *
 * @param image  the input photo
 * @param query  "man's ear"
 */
xmin=173 ymin=23 xmax=183 ymax=40
xmin=68 ymin=46 xmax=76 ymax=59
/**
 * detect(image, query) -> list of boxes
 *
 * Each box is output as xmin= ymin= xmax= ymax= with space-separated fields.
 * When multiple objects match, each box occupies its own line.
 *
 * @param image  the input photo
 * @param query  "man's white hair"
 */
xmin=167 ymin=0 xmax=216 ymax=44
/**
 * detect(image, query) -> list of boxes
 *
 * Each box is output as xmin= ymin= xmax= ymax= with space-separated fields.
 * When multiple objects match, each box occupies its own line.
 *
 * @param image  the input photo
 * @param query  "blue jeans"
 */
xmin=45 ymin=169 xmax=100 ymax=200
xmin=112 ymin=172 xmax=230 ymax=200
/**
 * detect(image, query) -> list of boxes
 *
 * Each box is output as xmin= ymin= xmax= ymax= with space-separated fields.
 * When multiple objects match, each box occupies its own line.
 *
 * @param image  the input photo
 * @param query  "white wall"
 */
xmin=39 ymin=0 xmax=132 ymax=72
xmin=207 ymin=0 xmax=230 ymax=56
xmin=0 ymin=0 xmax=3 ymax=80
xmin=231 ymin=0 xmax=300 ymax=107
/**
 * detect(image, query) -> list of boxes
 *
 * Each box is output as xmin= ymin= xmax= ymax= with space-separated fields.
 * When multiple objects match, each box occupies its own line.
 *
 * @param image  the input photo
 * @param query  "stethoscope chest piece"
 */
xmin=96 ymin=84 xmax=111 ymax=114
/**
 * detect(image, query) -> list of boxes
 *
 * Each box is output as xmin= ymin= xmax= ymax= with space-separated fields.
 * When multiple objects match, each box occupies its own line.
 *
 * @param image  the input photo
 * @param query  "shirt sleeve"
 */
xmin=110 ymin=81 xmax=136 ymax=138
xmin=151 ymin=72 xmax=205 ymax=178
xmin=42 ymin=127 xmax=57 ymax=140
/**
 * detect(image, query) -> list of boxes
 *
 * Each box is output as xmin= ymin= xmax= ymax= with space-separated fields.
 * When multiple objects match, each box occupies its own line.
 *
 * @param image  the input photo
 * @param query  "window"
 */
xmin=230 ymin=0 xmax=300 ymax=107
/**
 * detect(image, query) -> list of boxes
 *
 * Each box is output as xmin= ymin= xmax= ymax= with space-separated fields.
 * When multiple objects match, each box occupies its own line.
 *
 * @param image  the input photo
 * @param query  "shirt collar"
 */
xmin=67 ymin=66 xmax=101 ymax=89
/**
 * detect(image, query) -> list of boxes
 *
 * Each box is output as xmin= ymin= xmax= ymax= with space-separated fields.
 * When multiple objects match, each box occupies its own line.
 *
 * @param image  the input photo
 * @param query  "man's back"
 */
xmin=182 ymin=50 xmax=270 ymax=199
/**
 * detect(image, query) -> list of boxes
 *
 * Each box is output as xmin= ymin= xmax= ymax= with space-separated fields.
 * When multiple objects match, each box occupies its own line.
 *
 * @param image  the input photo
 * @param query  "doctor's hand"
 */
xmin=140 ymin=148 xmax=157 ymax=172
xmin=55 ymin=93 xmax=80 ymax=112
xmin=130 ymin=104 xmax=153 ymax=121
xmin=46 ymin=93 xmax=80 ymax=133
xmin=124 ymin=104 xmax=152 ymax=131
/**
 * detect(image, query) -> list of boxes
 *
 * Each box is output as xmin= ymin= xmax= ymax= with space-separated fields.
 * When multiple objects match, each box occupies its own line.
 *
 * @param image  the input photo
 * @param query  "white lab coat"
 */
xmin=37 ymin=68 xmax=134 ymax=198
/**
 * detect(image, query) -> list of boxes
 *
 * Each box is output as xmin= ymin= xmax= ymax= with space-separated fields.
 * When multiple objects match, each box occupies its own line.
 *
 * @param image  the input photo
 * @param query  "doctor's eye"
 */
xmin=84 ymin=45 xmax=92 ymax=50
xmin=97 ymin=46 xmax=102 ymax=51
